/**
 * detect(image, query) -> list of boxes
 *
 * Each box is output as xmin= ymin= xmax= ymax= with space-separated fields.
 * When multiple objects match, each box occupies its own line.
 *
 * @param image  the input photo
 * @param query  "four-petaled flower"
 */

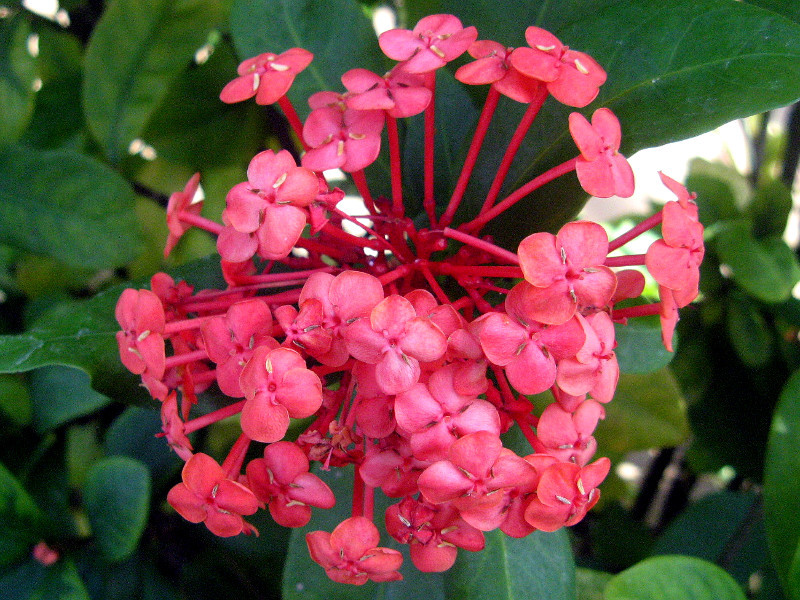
xmin=220 ymin=48 xmax=314 ymax=105
xmin=379 ymin=14 xmax=477 ymax=73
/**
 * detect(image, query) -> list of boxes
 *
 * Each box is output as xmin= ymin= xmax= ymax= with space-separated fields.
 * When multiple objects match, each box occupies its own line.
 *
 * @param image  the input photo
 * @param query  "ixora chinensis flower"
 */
xmin=115 ymin=13 xmax=704 ymax=586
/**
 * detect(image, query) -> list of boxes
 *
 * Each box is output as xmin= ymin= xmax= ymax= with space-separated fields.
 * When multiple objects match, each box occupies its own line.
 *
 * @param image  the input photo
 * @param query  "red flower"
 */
xmin=379 ymin=14 xmax=477 ymax=73
xmin=239 ymin=346 xmax=323 ymax=443
xmin=246 ymin=441 xmax=335 ymax=527
xmin=220 ymin=48 xmax=313 ymax=105
xmin=167 ymin=453 xmax=259 ymax=537
xmin=115 ymin=288 xmax=166 ymax=378
xmin=160 ymin=391 xmax=193 ymax=460
xmin=455 ymin=40 xmax=543 ymax=103
xmin=164 ymin=172 xmax=201 ymax=257
xmin=556 ymin=312 xmax=619 ymax=403
xmin=509 ymin=27 xmax=606 ymax=107
xmin=517 ymin=221 xmax=617 ymax=325
xmin=306 ymin=517 xmax=403 ymax=585
xmin=342 ymin=67 xmax=432 ymax=118
xmin=535 ymin=400 xmax=603 ymax=466
xmin=569 ymin=108 xmax=635 ymax=198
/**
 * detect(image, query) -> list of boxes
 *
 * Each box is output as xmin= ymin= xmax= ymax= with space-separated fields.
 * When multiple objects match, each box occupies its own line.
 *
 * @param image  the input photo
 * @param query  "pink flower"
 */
xmin=569 ymin=108 xmax=635 ymax=198
xmin=220 ymin=48 xmax=313 ymax=105
xmin=160 ymin=391 xmax=193 ymax=460
xmin=239 ymin=346 xmax=323 ymax=443
xmin=164 ymin=173 xmax=201 ymax=257
xmin=535 ymin=400 xmax=604 ymax=466
xmin=167 ymin=453 xmax=259 ymax=537
xmin=115 ymin=288 xmax=166 ymax=378
xmin=246 ymin=442 xmax=335 ymax=527
xmin=556 ymin=312 xmax=619 ymax=403
xmin=379 ymin=14 xmax=477 ymax=73
xmin=509 ymin=27 xmax=606 ymax=107
xmin=517 ymin=221 xmax=618 ymax=325
xmin=342 ymin=67 xmax=432 ymax=117
xmin=306 ymin=517 xmax=403 ymax=585
xmin=455 ymin=40 xmax=543 ymax=103
xmin=301 ymin=92 xmax=385 ymax=172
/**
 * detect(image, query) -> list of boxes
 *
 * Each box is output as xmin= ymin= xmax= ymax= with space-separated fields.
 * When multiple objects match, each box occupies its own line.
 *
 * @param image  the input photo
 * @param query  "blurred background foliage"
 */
xmin=1 ymin=0 xmax=800 ymax=598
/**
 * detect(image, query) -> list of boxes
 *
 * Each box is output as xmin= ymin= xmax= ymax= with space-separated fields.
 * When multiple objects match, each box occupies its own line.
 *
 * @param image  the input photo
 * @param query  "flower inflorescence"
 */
xmin=115 ymin=13 xmax=704 ymax=584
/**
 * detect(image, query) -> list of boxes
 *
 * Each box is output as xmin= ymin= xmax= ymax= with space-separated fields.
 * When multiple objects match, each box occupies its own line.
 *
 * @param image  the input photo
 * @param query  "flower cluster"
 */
xmin=115 ymin=13 xmax=704 ymax=585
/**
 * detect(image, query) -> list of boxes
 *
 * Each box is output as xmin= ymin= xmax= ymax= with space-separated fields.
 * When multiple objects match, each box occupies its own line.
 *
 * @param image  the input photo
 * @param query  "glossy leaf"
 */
xmin=604 ymin=555 xmax=746 ymax=600
xmin=230 ymin=0 xmax=387 ymax=120
xmin=596 ymin=369 xmax=689 ymax=457
xmin=750 ymin=178 xmax=793 ymax=239
xmin=0 ymin=461 xmax=44 ymax=568
xmin=614 ymin=316 xmax=676 ymax=374
xmin=577 ymin=568 xmax=613 ymax=600
xmin=443 ymin=529 xmax=576 ymax=600
xmin=29 ymin=366 xmax=111 ymax=433
xmin=726 ymin=292 xmax=773 ymax=368
xmin=743 ymin=0 xmax=800 ymax=23
xmin=0 ymin=374 xmax=32 ymax=426
xmin=686 ymin=158 xmax=747 ymax=227
xmin=764 ymin=368 xmax=800 ymax=592
xmin=104 ymin=406 xmax=182 ymax=480
xmin=0 ymin=15 xmax=37 ymax=147
xmin=715 ymin=220 xmax=800 ymax=304
xmin=0 ymin=558 xmax=91 ymax=600
xmin=83 ymin=456 xmax=151 ymax=562
xmin=83 ymin=0 xmax=228 ymax=163
xmin=0 ymin=145 xmax=142 ymax=269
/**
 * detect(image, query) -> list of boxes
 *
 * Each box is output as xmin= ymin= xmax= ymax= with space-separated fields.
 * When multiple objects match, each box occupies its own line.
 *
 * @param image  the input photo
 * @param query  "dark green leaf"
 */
xmin=0 ymin=558 xmax=91 ymax=600
xmin=604 ymin=555 xmax=747 ymax=600
xmin=742 ymin=0 xmax=800 ymax=24
xmin=76 ymin=547 xmax=181 ymax=600
xmin=104 ymin=406 xmax=182 ymax=481
xmin=230 ymin=0 xmax=386 ymax=121
xmin=443 ymin=529 xmax=576 ymax=600
xmin=686 ymin=158 xmax=748 ymax=227
xmin=0 ymin=145 xmax=142 ymax=269
xmin=750 ymin=178 xmax=793 ymax=238
xmin=764 ymin=368 xmax=800 ymax=592
xmin=83 ymin=0 xmax=228 ymax=163
xmin=726 ymin=292 xmax=773 ymax=368
xmin=595 ymin=369 xmax=689 ymax=457
xmin=0 ymin=461 xmax=44 ymax=569
xmin=0 ymin=374 xmax=31 ymax=426
xmin=30 ymin=366 xmax=111 ymax=432
xmin=577 ymin=568 xmax=613 ymax=600
xmin=715 ymin=220 xmax=800 ymax=303
xmin=615 ymin=317 xmax=676 ymax=374
xmin=0 ymin=14 xmax=37 ymax=147
xmin=83 ymin=456 xmax=151 ymax=562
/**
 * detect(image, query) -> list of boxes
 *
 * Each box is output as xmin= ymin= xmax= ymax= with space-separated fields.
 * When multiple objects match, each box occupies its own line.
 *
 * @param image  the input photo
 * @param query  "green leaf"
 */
xmin=443 ymin=529 xmax=576 ymax=600
xmin=686 ymin=158 xmax=749 ymax=227
xmin=577 ymin=568 xmax=614 ymax=600
xmin=604 ymin=555 xmax=747 ymax=600
xmin=715 ymin=220 xmax=800 ymax=303
xmin=726 ymin=292 xmax=774 ymax=368
xmin=230 ymin=0 xmax=386 ymax=121
xmin=0 ymin=145 xmax=142 ymax=269
xmin=0 ymin=558 xmax=91 ymax=600
xmin=0 ymin=374 xmax=32 ymax=426
xmin=30 ymin=365 xmax=111 ymax=433
xmin=0 ymin=461 xmax=44 ymax=568
xmin=750 ymin=178 xmax=793 ymax=238
xmin=104 ymin=406 xmax=182 ymax=480
xmin=742 ymin=0 xmax=800 ymax=24
xmin=652 ymin=491 xmax=768 ymax=586
xmin=83 ymin=456 xmax=151 ymax=562
xmin=0 ymin=14 xmax=37 ymax=147
xmin=443 ymin=0 xmax=800 ymax=242
xmin=614 ymin=317 xmax=675 ymax=374
xmin=83 ymin=0 xmax=228 ymax=163
xmin=595 ymin=369 xmax=689 ymax=457
xmin=764 ymin=368 xmax=800 ymax=592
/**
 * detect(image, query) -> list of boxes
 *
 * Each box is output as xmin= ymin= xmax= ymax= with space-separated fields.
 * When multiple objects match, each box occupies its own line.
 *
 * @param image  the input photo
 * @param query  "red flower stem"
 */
xmin=477 ymin=85 xmax=548 ymax=218
xmin=608 ymin=211 xmax=664 ymax=253
xmin=514 ymin=415 xmax=540 ymax=451
xmin=456 ymin=278 xmax=494 ymax=313
xmin=352 ymin=466 xmax=366 ymax=518
xmin=604 ymin=254 xmax=646 ymax=267
xmin=234 ymin=267 xmax=335 ymax=285
xmin=164 ymin=349 xmax=208 ymax=370
xmin=164 ymin=314 xmax=218 ymax=335
xmin=295 ymin=236 xmax=349 ymax=260
xmin=378 ymin=263 xmax=415 ymax=285
xmin=184 ymin=400 xmax=246 ymax=434
xmin=312 ymin=359 xmax=354 ymax=379
xmin=177 ymin=212 xmax=224 ymax=235
xmin=423 ymin=71 xmax=437 ymax=227
xmin=221 ymin=433 xmax=251 ymax=479
xmin=612 ymin=302 xmax=661 ymax=319
xmin=419 ymin=263 xmax=451 ymax=304
xmin=321 ymin=222 xmax=384 ymax=250
xmin=436 ymin=263 xmax=523 ymax=279
xmin=363 ymin=485 xmax=375 ymax=522
xmin=173 ymin=299 xmax=238 ymax=313
xmin=193 ymin=369 xmax=217 ymax=385
xmin=387 ymin=115 xmax=404 ymax=217
xmin=351 ymin=170 xmax=377 ymax=214
xmin=450 ymin=296 xmax=473 ymax=312
xmin=277 ymin=95 xmax=308 ymax=151
xmin=439 ymin=86 xmax=501 ymax=228
xmin=464 ymin=157 xmax=578 ymax=234
xmin=442 ymin=227 xmax=520 ymax=265
xmin=330 ymin=208 xmax=400 ymax=255
xmin=264 ymin=288 xmax=302 ymax=306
